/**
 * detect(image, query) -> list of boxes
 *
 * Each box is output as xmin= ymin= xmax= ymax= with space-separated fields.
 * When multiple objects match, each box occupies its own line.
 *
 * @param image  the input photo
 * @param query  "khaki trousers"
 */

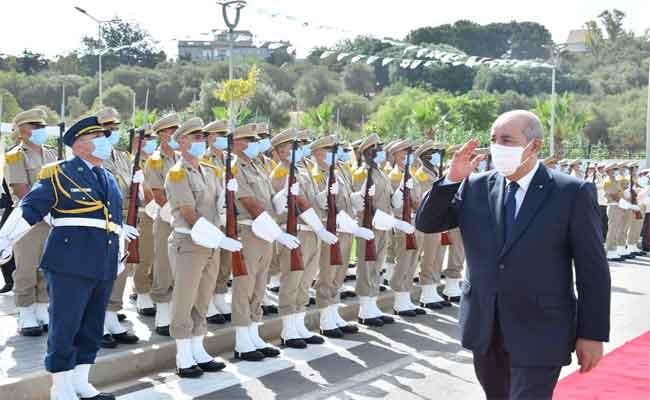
xmin=13 ymin=221 xmax=49 ymax=307
xmin=355 ymin=229 xmax=390 ymax=297
xmin=606 ymin=205 xmax=625 ymax=251
xmin=133 ymin=213 xmax=154 ymax=295
xmin=418 ymin=231 xmax=443 ymax=285
xmin=214 ymin=250 xmax=231 ymax=295
xmin=315 ymin=233 xmax=353 ymax=308
xmin=268 ymin=243 xmax=281 ymax=278
xmin=619 ymin=210 xmax=633 ymax=247
xmin=296 ymin=231 xmax=321 ymax=312
xmin=231 ymin=226 xmax=274 ymax=327
xmin=151 ymin=216 xmax=174 ymax=303
xmin=108 ymin=211 xmax=133 ymax=312
xmin=627 ymin=212 xmax=644 ymax=247
xmin=167 ymin=233 xmax=220 ymax=339
xmin=390 ymin=231 xmax=424 ymax=292
xmin=443 ymin=228 xmax=465 ymax=279
xmin=277 ymin=231 xmax=306 ymax=317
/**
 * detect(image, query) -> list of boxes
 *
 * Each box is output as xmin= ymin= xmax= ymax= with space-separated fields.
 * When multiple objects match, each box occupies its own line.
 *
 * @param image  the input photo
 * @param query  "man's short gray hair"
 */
xmin=492 ymin=110 xmax=545 ymax=142
xmin=522 ymin=113 xmax=545 ymax=142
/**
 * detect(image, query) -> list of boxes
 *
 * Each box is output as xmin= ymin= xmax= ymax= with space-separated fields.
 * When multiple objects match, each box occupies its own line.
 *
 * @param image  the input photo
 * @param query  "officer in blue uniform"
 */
xmin=0 ymin=116 xmax=138 ymax=400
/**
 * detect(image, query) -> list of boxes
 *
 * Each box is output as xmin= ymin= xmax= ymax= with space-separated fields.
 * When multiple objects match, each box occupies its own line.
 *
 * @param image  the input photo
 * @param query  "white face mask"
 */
xmin=490 ymin=143 xmax=526 ymax=176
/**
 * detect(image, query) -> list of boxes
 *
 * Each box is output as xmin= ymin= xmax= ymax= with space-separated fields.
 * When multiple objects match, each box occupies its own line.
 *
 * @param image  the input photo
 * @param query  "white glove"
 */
xmin=372 ymin=209 xmax=397 ymax=231
xmin=329 ymin=181 xmax=339 ymax=195
xmin=219 ymin=236 xmax=244 ymax=252
xmin=132 ymin=169 xmax=145 ymax=184
xmin=353 ymin=226 xmax=374 ymax=240
xmin=122 ymin=224 xmax=140 ymax=241
xmin=277 ymin=232 xmax=300 ymax=249
xmin=316 ymin=191 xmax=328 ymax=209
xmin=394 ymin=219 xmax=416 ymax=234
xmin=252 ymin=211 xmax=293 ymax=244
xmin=226 ymin=178 xmax=238 ymax=192
xmin=300 ymin=208 xmax=339 ymax=245
xmin=618 ymin=198 xmax=632 ymax=210
xmin=0 ymin=238 xmax=12 ymax=265
xmin=160 ymin=202 xmax=172 ymax=223
xmin=144 ymin=200 xmax=160 ymax=219
xmin=191 ymin=217 xmax=243 ymax=251
xmin=316 ymin=228 xmax=338 ymax=245
xmin=272 ymin=189 xmax=288 ymax=215
xmin=403 ymin=178 xmax=414 ymax=190
xmin=0 ymin=208 xmax=32 ymax=244
xmin=290 ymin=182 xmax=300 ymax=196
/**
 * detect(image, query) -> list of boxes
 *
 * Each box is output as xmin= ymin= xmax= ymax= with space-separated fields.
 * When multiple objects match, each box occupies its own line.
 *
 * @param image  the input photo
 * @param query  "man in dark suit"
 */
xmin=416 ymin=110 xmax=611 ymax=400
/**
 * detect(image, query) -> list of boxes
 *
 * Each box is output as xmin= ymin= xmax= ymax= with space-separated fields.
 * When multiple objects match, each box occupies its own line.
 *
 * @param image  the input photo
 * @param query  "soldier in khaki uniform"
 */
xmin=387 ymin=139 xmax=426 ymax=316
xmin=145 ymin=113 xmax=181 ymax=336
xmin=310 ymin=135 xmax=371 ymax=337
xmin=164 ymin=117 xmax=241 ymax=378
xmin=352 ymin=133 xmax=415 ymax=326
xmin=269 ymin=129 xmax=338 ymax=347
xmin=5 ymin=108 xmax=56 ymax=336
xmin=604 ymin=163 xmax=626 ymax=261
xmin=412 ymin=141 xmax=451 ymax=309
xmin=616 ymin=162 xmax=634 ymax=258
xmin=624 ymin=162 xmax=645 ymax=255
xmin=381 ymin=140 xmax=399 ymax=286
xmin=93 ymin=107 xmax=140 ymax=349
xmin=130 ymin=128 xmax=157 ymax=316
xmin=231 ymin=123 xmax=299 ymax=361
xmin=592 ymin=162 xmax=609 ymax=242
xmin=568 ymin=160 xmax=584 ymax=179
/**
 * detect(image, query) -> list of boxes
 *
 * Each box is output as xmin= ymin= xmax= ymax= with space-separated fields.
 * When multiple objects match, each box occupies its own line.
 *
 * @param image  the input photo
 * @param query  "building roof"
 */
xmin=566 ymin=29 xmax=588 ymax=45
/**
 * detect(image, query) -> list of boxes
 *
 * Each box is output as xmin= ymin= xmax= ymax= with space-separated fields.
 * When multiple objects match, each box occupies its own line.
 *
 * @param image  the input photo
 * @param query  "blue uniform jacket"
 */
xmin=20 ymin=156 xmax=123 ymax=281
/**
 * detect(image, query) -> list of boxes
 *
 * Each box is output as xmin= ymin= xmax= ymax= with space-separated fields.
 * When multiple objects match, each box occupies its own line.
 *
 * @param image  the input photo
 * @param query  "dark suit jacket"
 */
xmin=415 ymin=163 xmax=611 ymax=367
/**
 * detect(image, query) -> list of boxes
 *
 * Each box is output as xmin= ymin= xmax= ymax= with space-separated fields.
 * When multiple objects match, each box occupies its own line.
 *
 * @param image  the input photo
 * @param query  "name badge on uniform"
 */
xmin=71 ymin=188 xmax=92 ymax=193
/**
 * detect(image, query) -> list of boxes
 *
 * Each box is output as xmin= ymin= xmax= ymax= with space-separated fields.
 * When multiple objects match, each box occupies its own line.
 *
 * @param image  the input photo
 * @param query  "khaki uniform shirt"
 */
xmin=103 ymin=149 xmax=132 ymax=210
xmin=310 ymin=163 xmax=355 ymax=221
xmin=145 ymin=149 xmax=179 ymax=191
xmin=5 ymin=143 xmax=57 ymax=201
xmin=604 ymin=177 xmax=624 ymax=205
xmin=352 ymin=163 xmax=392 ymax=215
xmin=389 ymin=165 xmax=422 ymax=218
xmin=235 ymin=156 xmax=275 ymax=221
xmin=164 ymin=158 xmax=223 ymax=231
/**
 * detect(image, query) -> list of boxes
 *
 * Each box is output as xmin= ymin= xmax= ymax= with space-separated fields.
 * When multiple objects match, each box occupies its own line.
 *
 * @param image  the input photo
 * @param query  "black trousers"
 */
xmin=473 ymin=315 xmax=562 ymax=400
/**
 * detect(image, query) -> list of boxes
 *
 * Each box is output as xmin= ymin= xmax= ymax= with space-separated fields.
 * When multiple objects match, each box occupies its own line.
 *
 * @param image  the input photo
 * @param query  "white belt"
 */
xmin=174 ymin=227 xmax=191 ymax=235
xmin=237 ymin=219 xmax=254 ymax=226
xmin=281 ymin=223 xmax=313 ymax=232
xmin=52 ymin=218 xmax=121 ymax=235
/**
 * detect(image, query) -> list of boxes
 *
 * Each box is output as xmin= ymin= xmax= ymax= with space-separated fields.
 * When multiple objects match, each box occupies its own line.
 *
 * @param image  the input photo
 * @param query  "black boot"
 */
xmin=0 ymin=259 xmax=15 ymax=294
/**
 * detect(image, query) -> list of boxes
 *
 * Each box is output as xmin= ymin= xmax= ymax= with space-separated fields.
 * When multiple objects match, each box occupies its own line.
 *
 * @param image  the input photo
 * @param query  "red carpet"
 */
xmin=554 ymin=332 xmax=650 ymax=399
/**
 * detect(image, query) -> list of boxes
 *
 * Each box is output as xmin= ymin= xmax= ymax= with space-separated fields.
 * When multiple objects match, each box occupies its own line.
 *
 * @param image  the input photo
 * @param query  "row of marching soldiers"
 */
xmin=0 ymin=106 xmax=468 ymax=385
xmin=541 ymin=157 xmax=650 ymax=262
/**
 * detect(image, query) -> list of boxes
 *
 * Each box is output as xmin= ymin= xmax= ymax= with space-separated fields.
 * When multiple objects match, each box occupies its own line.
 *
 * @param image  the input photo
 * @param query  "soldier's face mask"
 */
xmin=91 ymin=136 xmax=112 ymax=160
xmin=143 ymin=140 xmax=157 ymax=154
xmin=214 ymin=136 xmax=228 ymax=150
xmin=243 ymin=141 xmax=260 ymax=158
xmin=108 ymin=130 xmax=121 ymax=146
xmin=29 ymin=127 xmax=48 ymax=145
xmin=168 ymin=137 xmax=180 ymax=150
xmin=373 ymin=150 xmax=386 ymax=166
xmin=258 ymin=137 xmax=271 ymax=153
xmin=189 ymin=141 xmax=206 ymax=158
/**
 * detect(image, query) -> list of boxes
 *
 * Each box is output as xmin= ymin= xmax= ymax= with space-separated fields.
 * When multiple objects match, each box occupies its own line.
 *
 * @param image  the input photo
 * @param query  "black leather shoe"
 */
xmin=608 ymin=257 xmax=625 ymax=262
xmin=129 ymin=293 xmax=137 ymax=301
xmin=113 ymin=331 xmax=139 ymax=344
xmin=80 ymin=392 xmax=116 ymax=400
xmin=412 ymin=277 xmax=420 ymax=284
xmin=340 ymin=290 xmax=356 ymax=299
xmin=441 ymin=300 xmax=453 ymax=307
xmin=321 ymin=328 xmax=344 ymax=338
xmin=344 ymin=274 xmax=356 ymax=282
xmin=41 ymin=323 xmax=48 ymax=332
xmin=379 ymin=315 xmax=394 ymax=324
xmin=117 ymin=313 xmax=127 ymax=322
xmin=339 ymin=324 xmax=359 ymax=334
xmin=394 ymin=309 xmax=417 ymax=317
xmin=262 ymin=305 xmax=278 ymax=315
xmin=198 ymin=360 xmax=226 ymax=372
xmin=281 ymin=338 xmax=307 ymax=348
xmin=100 ymin=334 xmax=117 ymax=349
xmin=308 ymin=297 xmax=316 ymax=306
xmin=20 ymin=326 xmax=43 ymax=337
xmin=258 ymin=347 xmax=280 ymax=357
xmin=222 ymin=313 xmax=232 ymax=322
xmin=443 ymin=295 xmax=461 ymax=303
xmin=138 ymin=307 xmax=155 ymax=317
xmin=155 ymin=325 xmax=170 ymax=336
xmin=234 ymin=350 xmax=265 ymax=361
xmin=421 ymin=302 xmax=444 ymax=310
xmin=269 ymin=286 xmax=280 ymax=293
xmin=413 ymin=307 xmax=426 ymax=315
xmin=176 ymin=365 xmax=203 ymax=378
xmin=207 ymin=314 xmax=226 ymax=324
xmin=303 ymin=334 xmax=325 ymax=345
xmin=358 ymin=317 xmax=384 ymax=327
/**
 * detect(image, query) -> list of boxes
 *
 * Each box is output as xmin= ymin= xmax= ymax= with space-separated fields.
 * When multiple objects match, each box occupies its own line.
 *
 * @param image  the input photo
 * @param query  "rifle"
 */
xmin=362 ymin=146 xmax=377 ymax=262
xmin=58 ymin=85 xmax=65 ymax=160
xmin=327 ymin=125 xmax=343 ymax=266
xmin=128 ymin=92 xmax=136 ymax=154
xmin=226 ymin=128 xmax=247 ymax=276
xmin=402 ymin=145 xmax=417 ymax=250
xmin=125 ymin=89 xmax=148 ymax=263
xmin=287 ymin=131 xmax=304 ymax=271
xmin=630 ymin=167 xmax=643 ymax=220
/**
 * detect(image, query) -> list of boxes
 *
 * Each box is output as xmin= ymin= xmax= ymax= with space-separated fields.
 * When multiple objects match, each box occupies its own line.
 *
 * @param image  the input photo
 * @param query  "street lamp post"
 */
xmin=218 ymin=1 xmax=247 ymax=132
xmin=74 ymin=7 xmax=119 ymax=106
xmin=545 ymin=43 xmax=566 ymax=158
xmin=645 ymin=61 xmax=650 ymax=168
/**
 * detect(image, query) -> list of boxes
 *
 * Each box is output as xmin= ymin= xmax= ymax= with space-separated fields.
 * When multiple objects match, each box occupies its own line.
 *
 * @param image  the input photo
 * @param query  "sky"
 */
xmin=1 ymin=0 xmax=648 ymax=60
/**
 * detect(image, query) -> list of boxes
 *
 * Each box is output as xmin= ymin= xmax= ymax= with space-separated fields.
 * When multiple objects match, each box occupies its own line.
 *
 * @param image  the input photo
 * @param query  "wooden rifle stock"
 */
xmin=226 ymin=133 xmax=247 ymax=276
xmin=362 ymin=154 xmax=377 ymax=262
xmin=402 ymin=147 xmax=417 ymax=250
xmin=287 ymin=139 xmax=304 ymax=271
xmin=57 ymin=122 xmax=65 ymax=160
xmin=629 ymin=168 xmax=643 ymax=220
xmin=126 ymin=128 xmax=145 ymax=263
xmin=326 ymin=144 xmax=343 ymax=265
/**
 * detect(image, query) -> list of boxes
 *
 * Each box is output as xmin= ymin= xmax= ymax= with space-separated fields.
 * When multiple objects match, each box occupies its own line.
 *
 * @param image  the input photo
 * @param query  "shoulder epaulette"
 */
xmin=414 ymin=167 xmax=430 ymax=183
xmin=200 ymin=161 xmax=223 ymax=178
xmin=383 ymin=163 xmax=392 ymax=174
xmin=352 ymin=166 xmax=368 ymax=184
xmin=37 ymin=161 xmax=63 ymax=180
xmin=389 ymin=166 xmax=403 ymax=183
xmin=310 ymin=166 xmax=324 ymax=185
xmin=5 ymin=147 xmax=22 ymax=165
xmin=270 ymin=164 xmax=288 ymax=180
xmin=167 ymin=163 xmax=187 ymax=183
xmin=146 ymin=152 xmax=163 ymax=170
xmin=269 ymin=158 xmax=278 ymax=169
